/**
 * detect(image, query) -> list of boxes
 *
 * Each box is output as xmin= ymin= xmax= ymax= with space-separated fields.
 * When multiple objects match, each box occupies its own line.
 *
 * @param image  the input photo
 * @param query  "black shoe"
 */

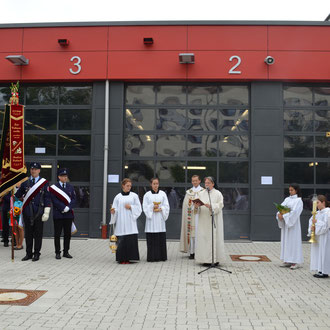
xmin=55 ymin=253 xmax=61 ymax=260
xmin=202 ymin=263 xmax=211 ymax=267
xmin=1 ymin=238 xmax=4 ymax=242
xmin=63 ymin=253 xmax=73 ymax=259
xmin=4 ymin=242 xmax=9 ymax=247
xmin=189 ymin=254 xmax=195 ymax=260
xmin=314 ymin=273 xmax=329 ymax=278
xmin=32 ymin=255 xmax=40 ymax=262
xmin=22 ymin=255 xmax=32 ymax=261
xmin=313 ymin=272 xmax=323 ymax=278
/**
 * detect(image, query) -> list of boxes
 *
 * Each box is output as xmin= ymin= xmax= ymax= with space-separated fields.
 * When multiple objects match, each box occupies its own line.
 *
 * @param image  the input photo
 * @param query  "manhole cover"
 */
xmin=0 ymin=289 xmax=47 ymax=306
xmin=0 ymin=292 xmax=28 ymax=301
xmin=230 ymin=255 xmax=271 ymax=262
xmin=239 ymin=256 xmax=260 ymax=261
xmin=238 ymin=256 xmax=261 ymax=261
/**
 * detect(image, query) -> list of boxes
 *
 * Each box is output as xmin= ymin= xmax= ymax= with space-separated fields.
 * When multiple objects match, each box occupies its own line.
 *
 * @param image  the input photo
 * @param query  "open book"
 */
xmin=192 ymin=198 xmax=204 ymax=206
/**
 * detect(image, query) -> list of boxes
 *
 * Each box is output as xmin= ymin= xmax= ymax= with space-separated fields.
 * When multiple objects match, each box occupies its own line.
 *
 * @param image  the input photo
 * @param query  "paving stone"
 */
xmin=0 ymin=240 xmax=329 ymax=329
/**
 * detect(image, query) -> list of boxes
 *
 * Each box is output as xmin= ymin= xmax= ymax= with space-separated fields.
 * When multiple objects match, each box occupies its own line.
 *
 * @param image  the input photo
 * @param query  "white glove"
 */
xmin=42 ymin=207 xmax=51 ymax=222
xmin=62 ymin=206 xmax=70 ymax=213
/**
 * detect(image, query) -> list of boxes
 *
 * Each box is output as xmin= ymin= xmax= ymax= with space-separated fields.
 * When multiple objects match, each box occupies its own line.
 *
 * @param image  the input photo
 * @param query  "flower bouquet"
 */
xmin=274 ymin=203 xmax=291 ymax=214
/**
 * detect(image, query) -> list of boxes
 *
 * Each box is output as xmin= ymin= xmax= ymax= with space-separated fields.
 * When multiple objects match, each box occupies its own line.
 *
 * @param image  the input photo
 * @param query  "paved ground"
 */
xmin=0 ymin=239 xmax=329 ymax=330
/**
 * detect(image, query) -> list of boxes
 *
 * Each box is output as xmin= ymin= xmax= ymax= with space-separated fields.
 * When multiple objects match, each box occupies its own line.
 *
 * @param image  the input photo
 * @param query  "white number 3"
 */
xmin=69 ymin=56 xmax=82 ymax=75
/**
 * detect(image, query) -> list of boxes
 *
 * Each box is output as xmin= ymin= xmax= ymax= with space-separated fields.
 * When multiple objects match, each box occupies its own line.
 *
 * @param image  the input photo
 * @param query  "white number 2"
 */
xmin=228 ymin=55 xmax=242 ymax=75
xmin=69 ymin=56 xmax=82 ymax=75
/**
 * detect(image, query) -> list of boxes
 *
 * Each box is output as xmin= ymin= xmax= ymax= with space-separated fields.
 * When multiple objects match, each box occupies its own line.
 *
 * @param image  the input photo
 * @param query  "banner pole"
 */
xmin=11 ymin=188 xmax=15 ymax=262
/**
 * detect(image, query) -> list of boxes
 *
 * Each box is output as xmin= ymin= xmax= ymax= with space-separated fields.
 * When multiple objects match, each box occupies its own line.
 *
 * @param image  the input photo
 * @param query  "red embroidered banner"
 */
xmin=0 ymin=104 xmax=27 ymax=198
xmin=9 ymin=104 xmax=25 ymax=172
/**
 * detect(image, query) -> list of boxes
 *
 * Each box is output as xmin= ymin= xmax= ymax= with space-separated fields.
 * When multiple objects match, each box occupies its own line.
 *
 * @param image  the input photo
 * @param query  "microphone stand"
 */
xmin=198 ymin=188 xmax=232 ymax=275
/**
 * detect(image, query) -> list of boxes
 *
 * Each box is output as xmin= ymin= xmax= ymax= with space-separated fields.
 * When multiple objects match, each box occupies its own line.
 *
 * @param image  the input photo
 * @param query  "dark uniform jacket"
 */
xmin=15 ymin=177 xmax=51 ymax=219
xmin=50 ymin=182 xmax=76 ymax=219
xmin=2 ymin=192 xmax=11 ymax=214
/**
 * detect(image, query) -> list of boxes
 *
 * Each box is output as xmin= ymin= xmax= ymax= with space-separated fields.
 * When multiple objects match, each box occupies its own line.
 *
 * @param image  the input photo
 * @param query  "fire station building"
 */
xmin=0 ymin=21 xmax=329 ymax=240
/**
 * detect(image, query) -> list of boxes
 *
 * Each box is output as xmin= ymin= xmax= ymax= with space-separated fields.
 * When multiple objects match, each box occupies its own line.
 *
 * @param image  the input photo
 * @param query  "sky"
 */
xmin=0 ymin=0 xmax=329 ymax=24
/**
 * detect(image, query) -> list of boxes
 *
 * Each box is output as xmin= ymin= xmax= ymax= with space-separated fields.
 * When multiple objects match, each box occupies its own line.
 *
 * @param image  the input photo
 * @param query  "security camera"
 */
xmin=264 ymin=56 xmax=275 ymax=65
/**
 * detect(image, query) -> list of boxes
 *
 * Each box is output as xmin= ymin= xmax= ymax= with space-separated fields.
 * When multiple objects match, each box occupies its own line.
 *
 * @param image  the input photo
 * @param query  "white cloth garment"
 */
xmin=276 ymin=195 xmax=304 ymax=264
xmin=195 ymin=188 xmax=226 ymax=264
xmin=308 ymin=207 xmax=330 ymax=274
xmin=143 ymin=190 xmax=170 ymax=233
xmin=110 ymin=192 xmax=142 ymax=236
xmin=179 ymin=185 xmax=204 ymax=253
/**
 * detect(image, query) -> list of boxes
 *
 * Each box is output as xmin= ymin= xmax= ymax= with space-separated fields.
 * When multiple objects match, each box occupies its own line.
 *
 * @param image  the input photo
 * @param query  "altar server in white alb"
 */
xmin=143 ymin=178 xmax=170 ymax=262
xmin=276 ymin=183 xmax=304 ymax=270
xmin=308 ymin=195 xmax=330 ymax=278
xmin=193 ymin=176 xmax=226 ymax=265
xmin=110 ymin=178 xmax=142 ymax=264
xmin=180 ymin=175 xmax=204 ymax=259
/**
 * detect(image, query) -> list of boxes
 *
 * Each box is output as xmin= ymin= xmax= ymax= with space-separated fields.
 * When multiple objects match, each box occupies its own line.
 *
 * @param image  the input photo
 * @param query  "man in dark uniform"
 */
xmin=0 ymin=192 xmax=11 ymax=247
xmin=49 ymin=168 xmax=76 ymax=260
xmin=15 ymin=162 xmax=51 ymax=261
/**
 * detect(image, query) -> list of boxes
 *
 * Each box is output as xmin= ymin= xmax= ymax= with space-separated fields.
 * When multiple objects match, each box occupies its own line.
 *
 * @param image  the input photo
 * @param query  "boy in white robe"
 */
xmin=308 ymin=195 xmax=330 ymax=278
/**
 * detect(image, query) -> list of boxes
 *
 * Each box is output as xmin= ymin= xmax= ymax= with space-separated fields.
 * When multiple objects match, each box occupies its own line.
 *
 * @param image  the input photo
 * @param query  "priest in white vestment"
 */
xmin=308 ymin=195 xmax=330 ymax=278
xmin=110 ymin=178 xmax=142 ymax=264
xmin=194 ymin=176 xmax=226 ymax=265
xmin=180 ymin=175 xmax=204 ymax=259
xmin=276 ymin=184 xmax=304 ymax=270
xmin=143 ymin=178 xmax=170 ymax=262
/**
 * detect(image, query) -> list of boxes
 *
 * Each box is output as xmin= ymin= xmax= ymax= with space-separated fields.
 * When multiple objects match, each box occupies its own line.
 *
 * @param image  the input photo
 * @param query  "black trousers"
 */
xmin=24 ymin=216 xmax=43 ymax=257
xmin=54 ymin=218 xmax=73 ymax=254
xmin=1 ymin=209 xmax=9 ymax=243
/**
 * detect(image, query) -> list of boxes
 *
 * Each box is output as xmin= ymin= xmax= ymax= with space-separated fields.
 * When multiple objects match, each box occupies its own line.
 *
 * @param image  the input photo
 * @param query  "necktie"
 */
xmin=32 ymin=178 xmax=35 ymax=185
xmin=63 ymin=183 xmax=66 ymax=189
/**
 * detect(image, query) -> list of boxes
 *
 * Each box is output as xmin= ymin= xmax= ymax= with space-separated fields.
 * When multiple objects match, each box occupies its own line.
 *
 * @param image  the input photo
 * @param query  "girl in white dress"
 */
xmin=308 ymin=195 xmax=330 ymax=278
xmin=110 ymin=178 xmax=142 ymax=264
xmin=143 ymin=178 xmax=170 ymax=262
xmin=276 ymin=183 xmax=304 ymax=270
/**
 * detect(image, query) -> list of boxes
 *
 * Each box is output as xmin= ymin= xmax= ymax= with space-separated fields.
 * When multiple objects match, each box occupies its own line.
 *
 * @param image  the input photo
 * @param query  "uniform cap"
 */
xmin=58 ymin=168 xmax=68 ymax=176
xmin=30 ymin=162 xmax=41 ymax=169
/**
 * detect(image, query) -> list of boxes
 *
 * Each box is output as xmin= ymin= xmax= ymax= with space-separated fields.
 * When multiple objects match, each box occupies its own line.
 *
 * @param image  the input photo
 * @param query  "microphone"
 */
xmin=206 ymin=187 xmax=210 ymax=192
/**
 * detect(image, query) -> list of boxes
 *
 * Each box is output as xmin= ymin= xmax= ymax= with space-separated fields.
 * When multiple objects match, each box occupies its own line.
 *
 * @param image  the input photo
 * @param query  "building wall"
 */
xmin=105 ymin=81 xmax=329 ymax=241
xmin=0 ymin=83 xmax=94 ymax=237
xmin=1 ymin=24 xmax=330 ymax=82
xmin=1 ymin=81 xmax=329 ymax=240
xmin=0 ymin=23 xmax=329 ymax=240
xmin=250 ymin=82 xmax=284 ymax=240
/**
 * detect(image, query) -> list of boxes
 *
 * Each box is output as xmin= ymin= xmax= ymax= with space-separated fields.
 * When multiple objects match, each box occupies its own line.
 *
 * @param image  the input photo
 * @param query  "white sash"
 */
xmin=22 ymin=178 xmax=47 ymax=209
xmin=49 ymin=184 xmax=71 ymax=205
